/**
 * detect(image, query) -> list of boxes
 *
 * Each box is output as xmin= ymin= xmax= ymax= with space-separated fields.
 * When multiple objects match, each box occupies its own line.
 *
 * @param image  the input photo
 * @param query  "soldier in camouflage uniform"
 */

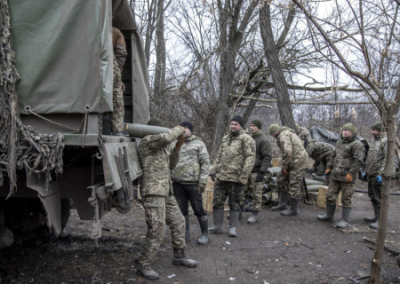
xmin=240 ymin=119 xmax=271 ymax=224
xmin=110 ymin=27 xmax=127 ymax=135
xmin=362 ymin=121 xmax=388 ymax=229
xmin=171 ymin=121 xmax=210 ymax=245
xmin=208 ymin=115 xmax=255 ymax=237
xmin=295 ymin=124 xmax=311 ymax=145
xmin=317 ymin=123 xmax=365 ymax=229
xmin=268 ymin=124 xmax=309 ymax=216
xmin=306 ymin=139 xmax=335 ymax=184
xmin=136 ymin=117 xmax=197 ymax=280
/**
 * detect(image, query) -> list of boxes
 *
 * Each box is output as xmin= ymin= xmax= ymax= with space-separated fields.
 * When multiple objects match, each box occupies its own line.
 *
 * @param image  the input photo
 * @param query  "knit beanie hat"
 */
xmin=147 ymin=117 xmax=164 ymax=127
xmin=251 ymin=119 xmax=263 ymax=130
xmin=230 ymin=115 xmax=244 ymax=127
xmin=342 ymin=123 xmax=356 ymax=134
xmin=371 ymin=121 xmax=384 ymax=132
xmin=268 ymin=124 xmax=281 ymax=136
xmin=295 ymin=123 xmax=300 ymax=131
xmin=180 ymin=121 xmax=194 ymax=133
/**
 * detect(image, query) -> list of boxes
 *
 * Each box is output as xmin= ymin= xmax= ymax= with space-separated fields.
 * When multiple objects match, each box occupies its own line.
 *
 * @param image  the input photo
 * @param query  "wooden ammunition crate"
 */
xmin=271 ymin=158 xmax=281 ymax=167
xmin=317 ymin=186 xmax=343 ymax=208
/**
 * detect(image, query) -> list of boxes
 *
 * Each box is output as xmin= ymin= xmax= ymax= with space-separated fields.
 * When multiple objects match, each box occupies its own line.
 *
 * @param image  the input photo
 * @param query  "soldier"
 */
xmin=240 ymin=119 xmax=271 ymax=224
xmin=268 ymin=124 xmax=309 ymax=216
xmin=362 ymin=121 xmax=387 ymax=229
xmin=317 ymin=123 xmax=365 ymax=228
xmin=110 ymin=27 xmax=127 ymax=136
xmin=306 ymin=139 xmax=335 ymax=183
xmin=208 ymin=115 xmax=255 ymax=237
xmin=136 ymin=117 xmax=197 ymax=280
xmin=295 ymin=124 xmax=311 ymax=145
xmin=171 ymin=121 xmax=210 ymax=245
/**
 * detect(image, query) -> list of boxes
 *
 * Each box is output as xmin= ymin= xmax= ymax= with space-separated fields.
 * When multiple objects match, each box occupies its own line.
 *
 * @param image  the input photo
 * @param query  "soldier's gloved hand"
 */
xmin=325 ymin=168 xmax=331 ymax=175
xmin=345 ymin=174 xmax=353 ymax=183
xmin=209 ymin=173 xmax=216 ymax=182
xmin=281 ymin=168 xmax=288 ymax=176
xmin=361 ymin=171 xmax=368 ymax=181
xmin=256 ymin=172 xmax=265 ymax=182
xmin=307 ymin=167 xmax=315 ymax=174
xmin=175 ymin=133 xmax=186 ymax=150
xmin=197 ymin=183 xmax=206 ymax=194
xmin=376 ymin=175 xmax=382 ymax=185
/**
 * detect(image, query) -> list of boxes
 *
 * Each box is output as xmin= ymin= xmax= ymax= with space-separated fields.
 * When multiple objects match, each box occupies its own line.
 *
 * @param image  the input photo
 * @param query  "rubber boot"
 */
xmin=370 ymin=206 xmax=380 ymax=229
xmin=317 ymin=204 xmax=336 ymax=223
xmin=208 ymin=208 xmax=224 ymax=234
xmin=247 ymin=211 xmax=259 ymax=224
xmin=238 ymin=206 xmax=243 ymax=220
xmin=136 ymin=267 xmax=159 ymax=280
xmin=184 ymin=215 xmax=190 ymax=241
xmin=364 ymin=203 xmax=378 ymax=223
xmin=281 ymin=199 xmax=300 ymax=216
xmin=336 ymin=207 xmax=351 ymax=229
xmin=228 ymin=210 xmax=240 ymax=237
xmin=271 ymin=192 xmax=290 ymax=211
xmin=172 ymin=248 xmax=197 ymax=268
xmin=197 ymin=215 xmax=209 ymax=245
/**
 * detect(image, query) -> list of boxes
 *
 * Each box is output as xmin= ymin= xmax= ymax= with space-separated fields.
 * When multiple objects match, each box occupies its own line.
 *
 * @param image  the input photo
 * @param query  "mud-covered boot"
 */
xmin=317 ymin=204 xmax=336 ymax=223
xmin=209 ymin=208 xmax=224 ymax=234
xmin=247 ymin=211 xmax=259 ymax=224
xmin=172 ymin=248 xmax=197 ymax=268
xmin=136 ymin=267 xmax=159 ymax=280
xmin=364 ymin=203 xmax=378 ymax=223
xmin=184 ymin=215 xmax=190 ymax=241
xmin=370 ymin=206 xmax=380 ymax=229
xmin=228 ymin=210 xmax=240 ymax=237
xmin=197 ymin=215 xmax=209 ymax=245
xmin=281 ymin=198 xmax=300 ymax=216
xmin=271 ymin=192 xmax=290 ymax=211
xmin=336 ymin=207 xmax=351 ymax=229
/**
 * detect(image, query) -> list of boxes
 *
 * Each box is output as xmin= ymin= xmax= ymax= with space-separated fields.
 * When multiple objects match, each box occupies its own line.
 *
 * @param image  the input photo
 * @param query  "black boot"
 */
xmin=364 ymin=202 xmax=378 ymax=223
xmin=271 ymin=192 xmax=290 ymax=211
xmin=209 ymin=208 xmax=224 ymax=234
xmin=317 ymin=204 xmax=336 ymax=223
xmin=197 ymin=215 xmax=209 ymax=245
xmin=172 ymin=248 xmax=197 ymax=268
xmin=228 ymin=210 xmax=240 ymax=237
xmin=184 ymin=215 xmax=190 ymax=241
xmin=370 ymin=206 xmax=380 ymax=229
xmin=336 ymin=207 xmax=351 ymax=229
xmin=281 ymin=199 xmax=300 ymax=216
xmin=247 ymin=211 xmax=259 ymax=224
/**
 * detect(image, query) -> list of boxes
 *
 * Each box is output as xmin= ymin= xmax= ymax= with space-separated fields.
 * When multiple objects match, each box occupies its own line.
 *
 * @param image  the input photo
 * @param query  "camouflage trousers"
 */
xmin=213 ymin=179 xmax=246 ymax=211
xmin=326 ymin=179 xmax=354 ymax=208
xmin=137 ymin=195 xmax=186 ymax=269
xmin=277 ymin=169 xmax=306 ymax=199
xmin=368 ymin=175 xmax=382 ymax=206
xmin=110 ymin=55 xmax=124 ymax=133
xmin=240 ymin=173 xmax=263 ymax=211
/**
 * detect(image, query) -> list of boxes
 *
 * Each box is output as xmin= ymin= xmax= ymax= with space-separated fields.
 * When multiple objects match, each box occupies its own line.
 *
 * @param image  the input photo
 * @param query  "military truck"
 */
xmin=0 ymin=0 xmax=151 ymax=249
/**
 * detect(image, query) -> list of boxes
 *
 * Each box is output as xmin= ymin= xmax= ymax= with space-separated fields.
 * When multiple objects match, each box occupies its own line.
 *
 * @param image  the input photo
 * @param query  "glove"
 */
xmin=175 ymin=133 xmax=186 ymax=150
xmin=307 ymin=167 xmax=315 ymax=174
xmin=209 ymin=173 xmax=216 ymax=182
xmin=361 ymin=171 xmax=367 ymax=181
xmin=281 ymin=168 xmax=288 ymax=176
xmin=256 ymin=172 xmax=264 ymax=182
xmin=376 ymin=175 xmax=382 ymax=185
xmin=325 ymin=168 xmax=331 ymax=175
xmin=197 ymin=183 xmax=206 ymax=194
xmin=345 ymin=174 xmax=353 ymax=183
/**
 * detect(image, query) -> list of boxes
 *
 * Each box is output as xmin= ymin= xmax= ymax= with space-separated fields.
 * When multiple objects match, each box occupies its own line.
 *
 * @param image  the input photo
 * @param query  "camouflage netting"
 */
xmin=0 ymin=0 xmax=64 ymax=197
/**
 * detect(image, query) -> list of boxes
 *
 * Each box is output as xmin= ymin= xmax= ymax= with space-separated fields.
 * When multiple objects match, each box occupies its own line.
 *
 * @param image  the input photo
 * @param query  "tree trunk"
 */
xmin=153 ymin=0 xmax=166 ymax=107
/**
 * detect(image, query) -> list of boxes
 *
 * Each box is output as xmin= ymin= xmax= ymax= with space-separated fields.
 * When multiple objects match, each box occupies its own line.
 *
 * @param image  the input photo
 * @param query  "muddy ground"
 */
xmin=1 ymin=181 xmax=400 ymax=284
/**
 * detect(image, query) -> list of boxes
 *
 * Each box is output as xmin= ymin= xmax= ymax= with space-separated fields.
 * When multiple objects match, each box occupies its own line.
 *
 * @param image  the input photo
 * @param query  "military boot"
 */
xmin=317 ymin=204 xmax=336 ymax=223
xmin=271 ymin=192 xmax=290 ymax=211
xmin=172 ymin=248 xmax=197 ymax=268
xmin=281 ymin=199 xmax=300 ymax=216
xmin=364 ymin=203 xmax=378 ymax=223
xmin=370 ymin=206 xmax=380 ymax=229
xmin=336 ymin=207 xmax=351 ymax=229
xmin=136 ymin=267 xmax=159 ymax=280
xmin=228 ymin=210 xmax=240 ymax=237
xmin=247 ymin=211 xmax=259 ymax=224
xmin=208 ymin=208 xmax=224 ymax=234
xmin=184 ymin=215 xmax=190 ymax=241
xmin=197 ymin=215 xmax=209 ymax=245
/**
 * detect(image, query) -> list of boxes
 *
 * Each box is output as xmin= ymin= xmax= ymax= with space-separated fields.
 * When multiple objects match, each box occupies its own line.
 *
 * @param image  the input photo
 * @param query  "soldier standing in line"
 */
xmin=208 ymin=115 xmax=255 ymax=237
xmin=110 ymin=27 xmax=127 ymax=136
xmin=362 ymin=121 xmax=388 ymax=229
xmin=136 ymin=117 xmax=197 ymax=281
xmin=171 ymin=121 xmax=210 ymax=245
xmin=295 ymin=124 xmax=311 ymax=145
xmin=240 ymin=119 xmax=271 ymax=224
xmin=317 ymin=123 xmax=365 ymax=229
xmin=268 ymin=124 xmax=309 ymax=216
xmin=306 ymin=139 xmax=335 ymax=184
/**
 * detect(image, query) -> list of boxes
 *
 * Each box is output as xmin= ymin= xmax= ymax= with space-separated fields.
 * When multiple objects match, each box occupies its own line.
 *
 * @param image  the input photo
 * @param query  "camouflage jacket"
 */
xmin=306 ymin=140 xmax=335 ymax=169
xmin=276 ymin=127 xmax=309 ymax=171
xmin=209 ymin=129 xmax=255 ymax=185
xmin=138 ymin=126 xmax=184 ymax=197
xmin=296 ymin=127 xmax=311 ymax=144
xmin=112 ymin=27 xmax=127 ymax=72
xmin=250 ymin=132 xmax=272 ymax=174
xmin=365 ymin=133 xmax=387 ymax=176
xmin=171 ymin=135 xmax=210 ymax=185
xmin=327 ymin=135 xmax=365 ymax=183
